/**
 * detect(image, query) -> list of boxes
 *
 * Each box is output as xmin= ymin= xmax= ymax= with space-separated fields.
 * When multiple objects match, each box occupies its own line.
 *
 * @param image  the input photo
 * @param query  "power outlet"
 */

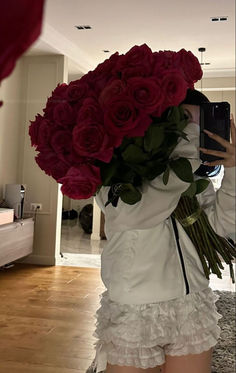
xmin=30 ymin=203 xmax=42 ymax=211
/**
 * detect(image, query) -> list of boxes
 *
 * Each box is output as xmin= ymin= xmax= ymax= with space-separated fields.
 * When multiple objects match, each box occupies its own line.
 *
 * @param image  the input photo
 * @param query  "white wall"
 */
xmin=17 ymin=55 xmax=68 ymax=265
xmin=0 ymin=60 xmax=24 ymax=198
xmin=68 ymin=73 xmax=84 ymax=84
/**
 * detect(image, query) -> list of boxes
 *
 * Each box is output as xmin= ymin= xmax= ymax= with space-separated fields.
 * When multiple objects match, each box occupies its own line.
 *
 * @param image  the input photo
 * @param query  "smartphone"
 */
xmin=200 ymin=102 xmax=231 ymax=162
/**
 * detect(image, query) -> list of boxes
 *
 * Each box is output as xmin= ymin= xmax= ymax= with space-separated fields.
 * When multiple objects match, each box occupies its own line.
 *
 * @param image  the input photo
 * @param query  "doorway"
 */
xmin=58 ymin=194 xmax=105 ymax=268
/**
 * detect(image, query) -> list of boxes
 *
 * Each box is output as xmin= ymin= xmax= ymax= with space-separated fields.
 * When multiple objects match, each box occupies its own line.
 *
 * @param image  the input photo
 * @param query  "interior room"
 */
xmin=60 ymin=194 xmax=104 ymax=267
xmin=0 ymin=0 xmax=235 ymax=372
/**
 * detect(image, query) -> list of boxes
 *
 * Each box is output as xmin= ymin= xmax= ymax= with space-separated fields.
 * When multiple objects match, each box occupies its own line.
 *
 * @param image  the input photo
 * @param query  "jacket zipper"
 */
xmin=171 ymin=216 xmax=190 ymax=295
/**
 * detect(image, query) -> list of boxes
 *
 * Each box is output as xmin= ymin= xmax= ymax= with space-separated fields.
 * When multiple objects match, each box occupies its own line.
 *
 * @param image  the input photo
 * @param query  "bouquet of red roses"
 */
xmin=29 ymin=44 xmax=202 ymax=200
xmin=29 ymin=44 xmax=236 ymax=283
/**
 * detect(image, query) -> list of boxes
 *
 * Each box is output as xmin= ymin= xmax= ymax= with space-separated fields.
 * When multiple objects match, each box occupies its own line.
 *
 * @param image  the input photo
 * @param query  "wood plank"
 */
xmin=0 ymin=361 xmax=86 ymax=373
xmin=0 ymin=264 xmax=105 ymax=373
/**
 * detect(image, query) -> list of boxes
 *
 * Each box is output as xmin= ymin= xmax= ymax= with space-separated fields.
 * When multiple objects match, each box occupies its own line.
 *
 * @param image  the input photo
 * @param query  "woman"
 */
xmin=89 ymin=89 xmax=235 ymax=373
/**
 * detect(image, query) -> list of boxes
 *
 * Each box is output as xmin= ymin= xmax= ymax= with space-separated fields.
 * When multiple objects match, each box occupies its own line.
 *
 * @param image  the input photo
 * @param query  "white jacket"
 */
xmin=95 ymin=122 xmax=236 ymax=305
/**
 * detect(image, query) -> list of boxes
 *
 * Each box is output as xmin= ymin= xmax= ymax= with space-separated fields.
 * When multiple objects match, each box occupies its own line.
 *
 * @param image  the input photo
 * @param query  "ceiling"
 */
xmin=26 ymin=0 xmax=235 ymax=78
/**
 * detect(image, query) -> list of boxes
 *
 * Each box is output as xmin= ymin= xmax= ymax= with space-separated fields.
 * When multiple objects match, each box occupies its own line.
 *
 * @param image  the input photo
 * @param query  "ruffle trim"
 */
xmin=92 ymin=287 xmax=223 ymax=370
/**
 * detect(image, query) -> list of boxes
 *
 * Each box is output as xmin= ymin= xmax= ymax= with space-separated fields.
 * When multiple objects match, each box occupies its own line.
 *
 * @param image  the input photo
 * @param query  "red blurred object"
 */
xmin=0 ymin=0 xmax=45 ymax=83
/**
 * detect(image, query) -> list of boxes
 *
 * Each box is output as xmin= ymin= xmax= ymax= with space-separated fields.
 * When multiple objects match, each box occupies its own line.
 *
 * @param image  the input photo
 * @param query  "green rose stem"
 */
xmin=172 ymin=196 xmax=236 ymax=284
xmin=181 ymin=200 xmax=212 ymax=275
xmin=198 ymin=218 xmax=222 ymax=277
xmin=182 ymin=198 xmax=234 ymax=281
xmin=172 ymin=197 xmax=211 ymax=278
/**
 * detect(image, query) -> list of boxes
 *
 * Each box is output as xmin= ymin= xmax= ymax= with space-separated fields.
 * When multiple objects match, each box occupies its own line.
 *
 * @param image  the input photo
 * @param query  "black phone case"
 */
xmin=200 ymin=102 xmax=230 ymax=162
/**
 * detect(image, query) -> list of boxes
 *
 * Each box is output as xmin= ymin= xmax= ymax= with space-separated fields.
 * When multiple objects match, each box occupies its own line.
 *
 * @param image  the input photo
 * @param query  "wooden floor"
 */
xmin=0 ymin=264 xmax=105 ymax=373
xmin=0 ymin=262 xmax=235 ymax=373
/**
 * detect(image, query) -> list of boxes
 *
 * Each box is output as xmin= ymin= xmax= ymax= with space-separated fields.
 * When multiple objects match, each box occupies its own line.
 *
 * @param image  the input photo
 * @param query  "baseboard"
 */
xmin=17 ymin=254 xmax=57 ymax=266
xmin=91 ymin=233 xmax=101 ymax=240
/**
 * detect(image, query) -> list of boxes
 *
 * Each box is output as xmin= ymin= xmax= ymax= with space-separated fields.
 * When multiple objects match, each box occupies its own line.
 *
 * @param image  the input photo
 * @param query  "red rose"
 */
xmin=53 ymin=102 xmax=76 ymax=128
xmin=77 ymin=98 xmax=103 ymax=123
xmin=121 ymin=65 xmax=151 ymax=81
xmin=51 ymin=83 xmax=68 ymax=98
xmin=59 ymin=165 xmax=101 ymax=199
xmin=175 ymin=49 xmax=203 ymax=86
xmin=78 ymin=70 xmax=93 ymax=87
xmin=66 ymin=81 xmax=89 ymax=102
xmin=0 ymin=0 xmax=44 ymax=82
xmin=50 ymin=130 xmax=73 ymax=165
xmin=116 ymin=44 xmax=154 ymax=78
xmin=43 ymin=83 xmax=68 ymax=119
xmin=35 ymin=150 xmax=69 ymax=181
xmin=104 ymin=95 xmax=152 ymax=138
xmin=73 ymin=120 xmax=115 ymax=163
xmin=99 ymin=79 xmax=126 ymax=107
xmin=127 ymin=77 xmax=163 ymax=114
xmin=152 ymin=50 xmax=179 ymax=79
xmin=83 ymin=52 xmax=120 ymax=94
xmin=162 ymin=70 xmax=188 ymax=107
xmin=29 ymin=114 xmax=51 ymax=148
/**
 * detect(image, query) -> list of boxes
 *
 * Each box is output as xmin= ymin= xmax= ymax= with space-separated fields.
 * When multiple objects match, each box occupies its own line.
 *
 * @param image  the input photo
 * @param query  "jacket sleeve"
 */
xmin=198 ymin=166 xmax=236 ymax=237
xmin=95 ymin=122 xmax=202 ymax=231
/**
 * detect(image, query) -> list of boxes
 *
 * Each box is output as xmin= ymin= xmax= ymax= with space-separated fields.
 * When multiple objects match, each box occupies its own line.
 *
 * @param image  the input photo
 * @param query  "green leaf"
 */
xmin=126 ymin=163 xmax=148 ymax=177
xmin=122 ymin=144 xmax=149 ymax=163
xmin=181 ymin=181 xmax=197 ymax=197
xmin=118 ymin=136 xmax=133 ymax=152
xmin=120 ymin=168 xmax=136 ymax=184
xmin=133 ymin=136 xmax=143 ymax=147
xmin=120 ymin=184 xmax=142 ymax=205
xmin=178 ymin=105 xmax=186 ymax=121
xmin=195 ymin=179 xmax=210 ymax=195
xmin=163 ymin=166 xmax=170 ymax=185
xmin=167 ymin=106 xmax=180 ymax=123
xmin=151 ymin=147 xmax=162 ymax=156
xmin=145 ymin=161 xmax=166 ymax=180
xmin=177 ymin=118 xmax=188 ymax=131
xmin=170 ymin=158 xmax=194 ymax=183
xmin=100 ymin=158 xmax=120 ymax=186
xmin=144 ymin=125 xmax=164 ymax=152
xmin=165 ymin=133 xmax=179 ymax=148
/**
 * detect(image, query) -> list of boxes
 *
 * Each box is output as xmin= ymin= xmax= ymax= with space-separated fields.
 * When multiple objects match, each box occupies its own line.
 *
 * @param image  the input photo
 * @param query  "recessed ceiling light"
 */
xmin=211 ymin=16 xmax=228 ymax=22
xmin=75 ymin=25 xmax=92 ymax=30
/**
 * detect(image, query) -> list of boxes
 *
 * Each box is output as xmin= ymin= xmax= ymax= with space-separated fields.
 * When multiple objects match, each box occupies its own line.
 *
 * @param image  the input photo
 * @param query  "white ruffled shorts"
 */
xmin=92 ymin=286 xmax=222 ymax=371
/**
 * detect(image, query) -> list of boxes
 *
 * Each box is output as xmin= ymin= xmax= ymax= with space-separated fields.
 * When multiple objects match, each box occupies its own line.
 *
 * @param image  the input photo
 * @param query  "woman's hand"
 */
xmin=199 ymin=114 xmax=236 ymax=168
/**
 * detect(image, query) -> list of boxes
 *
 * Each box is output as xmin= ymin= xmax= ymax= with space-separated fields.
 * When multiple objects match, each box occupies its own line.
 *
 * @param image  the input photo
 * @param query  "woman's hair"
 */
xmin=181 ymin=89 xmax=210 ymax=105
xmin=181 ymin=89 xmax=222 ymax=178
